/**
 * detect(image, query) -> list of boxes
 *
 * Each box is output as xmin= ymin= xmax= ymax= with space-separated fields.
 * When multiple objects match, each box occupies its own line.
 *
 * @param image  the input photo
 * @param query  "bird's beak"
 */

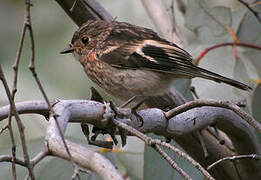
xmin=60 ymin=45 xmax=75 ymax=54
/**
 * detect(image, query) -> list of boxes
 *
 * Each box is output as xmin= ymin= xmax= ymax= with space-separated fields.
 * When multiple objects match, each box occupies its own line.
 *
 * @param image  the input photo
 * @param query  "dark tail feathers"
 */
xmin=195 ymin=66 xmax=252 ymax=91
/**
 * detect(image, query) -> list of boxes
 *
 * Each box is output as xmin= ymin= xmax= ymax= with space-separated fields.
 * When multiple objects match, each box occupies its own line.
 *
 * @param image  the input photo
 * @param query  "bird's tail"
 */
xmin=193 ymin=66 xmax=252 ymax=91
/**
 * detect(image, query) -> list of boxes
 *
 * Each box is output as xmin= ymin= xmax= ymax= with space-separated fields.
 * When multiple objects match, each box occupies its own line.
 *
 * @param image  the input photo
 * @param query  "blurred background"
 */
xmin=0 ymin=0 xmax=260 ymax=179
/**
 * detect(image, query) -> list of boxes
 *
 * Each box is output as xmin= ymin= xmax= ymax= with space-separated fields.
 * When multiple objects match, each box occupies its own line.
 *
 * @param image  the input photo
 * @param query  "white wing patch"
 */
xmin=134 ymin=40 xmax=169 ymax=63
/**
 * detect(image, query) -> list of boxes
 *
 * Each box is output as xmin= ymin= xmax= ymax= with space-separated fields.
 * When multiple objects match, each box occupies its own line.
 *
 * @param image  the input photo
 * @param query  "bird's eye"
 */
xmin=81 ymin=37 xmax=89 ymax=45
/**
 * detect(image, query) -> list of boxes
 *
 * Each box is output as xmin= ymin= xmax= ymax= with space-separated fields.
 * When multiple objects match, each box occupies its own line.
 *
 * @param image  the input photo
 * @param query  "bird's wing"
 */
xmin=98 ymin=39 xmax=199 ymax=77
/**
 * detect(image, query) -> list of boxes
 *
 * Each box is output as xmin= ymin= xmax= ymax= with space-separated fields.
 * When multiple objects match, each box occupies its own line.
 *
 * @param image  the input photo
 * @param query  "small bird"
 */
xmin=61 ymin=20 xmax=251 ymax=103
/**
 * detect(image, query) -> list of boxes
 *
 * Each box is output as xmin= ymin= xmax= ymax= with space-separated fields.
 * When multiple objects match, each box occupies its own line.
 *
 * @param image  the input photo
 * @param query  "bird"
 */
xmin=60 ymin=20 xmax=252 ymax=104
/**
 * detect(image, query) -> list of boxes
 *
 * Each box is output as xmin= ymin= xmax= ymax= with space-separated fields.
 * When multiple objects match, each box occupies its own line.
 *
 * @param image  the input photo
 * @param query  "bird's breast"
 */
xmin=82 ymin=59 xmax=173 ymax=101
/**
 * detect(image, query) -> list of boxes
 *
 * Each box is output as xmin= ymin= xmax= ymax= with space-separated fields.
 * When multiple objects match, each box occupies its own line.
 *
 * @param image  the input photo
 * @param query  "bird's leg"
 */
xmin=119 ymin=96 xmax=145 ymax=127
xmin=131 ymin=100 xmax=145 ymax=127
xmin=90 ymin=87 xmax=104 ymax=103
xmin=119 ymin=95 xmax=138 ymax=108
xmin=190 ymin=86 xmax=199 ymax=99
xmin=108 ymin=101 xmax=127 ymax=146
xmin=81 ymin=123 xmax=114 ymax=149
xmin=79 ymin=87 xmax=118 ymax=148
xmin=92 ymin=126 xmax=119 ymax=145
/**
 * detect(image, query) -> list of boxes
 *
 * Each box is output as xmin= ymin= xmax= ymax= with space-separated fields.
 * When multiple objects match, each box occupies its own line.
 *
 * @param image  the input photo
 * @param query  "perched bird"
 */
xmin=61 ymin=20 xmax=251 ymax=103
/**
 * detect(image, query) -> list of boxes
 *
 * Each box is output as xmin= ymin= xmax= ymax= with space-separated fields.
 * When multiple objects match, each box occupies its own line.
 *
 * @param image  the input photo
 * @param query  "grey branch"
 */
xmin=208 ymin=154 xmax=261 ymax=170
xmin=1 ymin=100 xmax=261 ymax=179
xmin=45 ymin=100 xmax=123 ymax=180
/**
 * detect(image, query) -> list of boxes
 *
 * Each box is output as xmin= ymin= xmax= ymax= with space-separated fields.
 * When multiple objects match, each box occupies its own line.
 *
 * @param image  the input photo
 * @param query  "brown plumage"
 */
xmin=61 ymin=20 xmax=252 ymax=102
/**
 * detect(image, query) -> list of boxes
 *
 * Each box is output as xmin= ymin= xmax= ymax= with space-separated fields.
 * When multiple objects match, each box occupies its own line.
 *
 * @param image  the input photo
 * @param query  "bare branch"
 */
xmin=194 ymin=42 xmax=261 ymax=65
xmin=113 ymin=119 xmax=213 ymax=180
xmin=165 ymin=99 xmax=261 ymax=134
xmin=237 ymin=0 xmax=261 ymax=23
xmin=7 ymin=0 xmax=34 ymax=177
xmin=208 ymin=154 xmax=261 ymax=170
xmin=0 ymin=124 xmax=9 ymax=135
xmin=152 ymin=140 xmax=214 ymax=180
xmin=24 ymin=0 xmax=81 ymax=175
xmin=0 ymin=150 xmax=49 ymax=169
xmin=0 ymin=155 xmax=26 ymax=167
xmin=1 ymin=98 xmax=260 ymax=179
xmin=153 ymin=144 xmax=192 ymax=180
xmin=0 ymin=65 xmax=35 ymax=179
xmin=0 ymin=101 xmax=51 ymax=121
xmin=55 ymin=0 xmax=113 ymax=26
xmin=31 ymin=150 xmax=49 ymax=167
xmin=45 ymin=101 xmax=122 ymax=180
xmin=196 ymin=131 xmax=209 ymax=159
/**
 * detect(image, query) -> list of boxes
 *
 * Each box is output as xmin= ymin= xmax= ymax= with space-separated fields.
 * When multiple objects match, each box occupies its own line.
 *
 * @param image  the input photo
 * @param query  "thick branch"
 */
xmin=1 ymin=100 xmax=260 ymax=178
xmin=1 ymin=100 xmax=260 ymax=154
xmin=45 ymin=100 xmax=122 ymax=180
xmin=55 ymin=0 xmax=112 ymax=26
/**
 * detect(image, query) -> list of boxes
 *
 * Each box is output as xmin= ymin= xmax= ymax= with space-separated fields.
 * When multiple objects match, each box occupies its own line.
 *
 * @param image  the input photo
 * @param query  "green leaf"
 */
xmin=38 ymin=158 xmax=92 ymax=180
xmin=185 ymin=0 xmax=233 ymax=43
xmin=173 ymin=79 xmax=193 ymax=101
xmin=191 ymin=45 xmax=243 ymax=100
xmin=185 ymin=0 xmax=209 ymax=31
xmin=237 ymin=6 xmax=261 ymax=43
xmin=208 ymin=7 xmax=232 ymax=36
xmin=231 ymin=9 xmax=247 ymax=34
xmin=242 ymin=37 xmax=261 ymax=77
xmin=0 ymin=138 xmax=45 ymax=179
xmin=144 ymin=135 xmax=175 ymax=180
xmin=144 ymin=135 xmax=202 ymax=180
xmin=233 ymin=56 xmax=253 ymax=112
xmin=233 ymin=56 xmax=250 ymax=87
xmin=116 ymin=137 xmax=144 ymax=179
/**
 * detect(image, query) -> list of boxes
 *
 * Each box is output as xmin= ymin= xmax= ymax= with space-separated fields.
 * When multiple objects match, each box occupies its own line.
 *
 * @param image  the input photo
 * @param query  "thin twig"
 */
xmin=152 ymin=140 xmax=214 ymax=180
xmin=196 ymin=131 xmax=208 ymax=159
xmin=190 ymin=86 xmax=199 ymax=99
xmin=113 ymin=119 xmax=214 ymax=180
xmin=22 ymin=0 xmax=81 ymax=178
xmin=12 ymin=14 xmax=26 ymax=97
xmin=194 ymin=42 xmax=261 ymax=65
xmin=165 ymin=99 xmax=261 ymax=134
xmin=237 ymin=0 xmax=261 ymax=23
xmin=0 ymin=155 xmax=26 ymax=167
xmin=0 ymin=124 xmax=9 ymax=134
xmin=207 ymin=154 xmax=261 ymax=170
xmin=31 ymin=150 xmax=49 ymax=167
xmin=7 ymin=112 xmax=16 ymax=180
xmin=70 ymin=0 xmax=79 ymax=12
xmin=8 ymin=1 xmax=33 ymax=178
xmin=0 ymin=65 xmax=35 ymax=179
xmin=0 ymin=150 xmax=49 ymax=169
xmin=153 ymin=144 xmax=192 ymax=180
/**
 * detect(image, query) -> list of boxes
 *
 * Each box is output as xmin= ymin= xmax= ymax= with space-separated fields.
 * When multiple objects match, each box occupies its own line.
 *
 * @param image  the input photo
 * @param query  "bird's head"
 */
xmin=60 ymin=20 xmax=111 ymax=62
